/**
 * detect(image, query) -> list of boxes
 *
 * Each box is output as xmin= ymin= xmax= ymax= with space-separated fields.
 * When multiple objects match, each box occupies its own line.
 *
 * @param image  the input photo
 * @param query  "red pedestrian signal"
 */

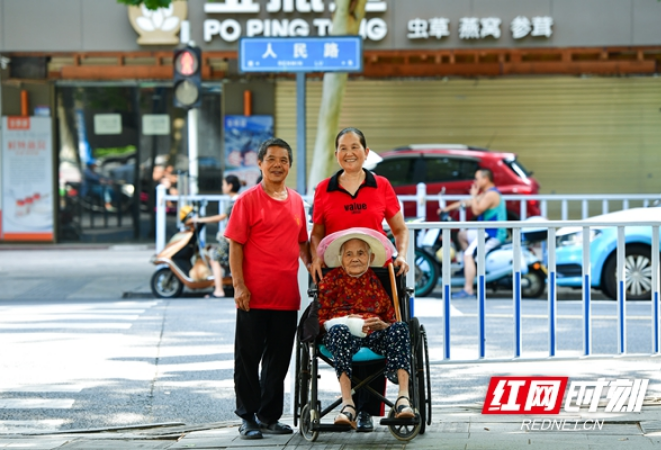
xmin=173 ymin=45 xmax=201 ymax=109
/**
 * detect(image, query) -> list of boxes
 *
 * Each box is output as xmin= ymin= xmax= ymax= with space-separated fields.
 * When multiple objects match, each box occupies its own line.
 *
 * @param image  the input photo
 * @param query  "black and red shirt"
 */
xmin=313 ymin=169 xmax=400 ymax=236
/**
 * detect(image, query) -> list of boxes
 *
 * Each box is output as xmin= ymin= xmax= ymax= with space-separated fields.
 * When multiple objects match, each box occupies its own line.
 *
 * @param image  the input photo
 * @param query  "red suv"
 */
xmin=371 ymin=144 xmax=541 ymax=221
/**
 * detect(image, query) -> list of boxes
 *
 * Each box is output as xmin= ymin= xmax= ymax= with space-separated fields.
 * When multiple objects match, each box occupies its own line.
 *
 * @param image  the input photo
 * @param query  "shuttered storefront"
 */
xmin=276 ymin=77 xmax=661 ymax=211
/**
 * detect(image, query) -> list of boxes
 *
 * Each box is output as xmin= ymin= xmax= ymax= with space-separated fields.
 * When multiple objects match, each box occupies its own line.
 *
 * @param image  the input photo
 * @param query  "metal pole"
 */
xmin=296 ymin=72 xmax=306 ymax=194
xmin=442 ymin=227 xmax=451 ymax=360
xmin=477 ymin=228 xmax=486 ymax=359
xmin=406 ymin=228 xmax=415 ymax=297
xmin=652 ymin=226 xmax=660 ymax=354
xmin=156 ymin=184 xmax=166 ymax=252
xmin=548 ymin=227 xmax=557 ymax=357
xmin=416 ymin=183 xmax=426 ymax=220
xmin=513 ymin=227 xmax=522 ymax=358
xmin=582 ymin=226 xmax=592 ymax=356
xmin=188 ymin=108 xmax=199 ymax=196
xmin=617 ymin=226 xmax=626 ymax=354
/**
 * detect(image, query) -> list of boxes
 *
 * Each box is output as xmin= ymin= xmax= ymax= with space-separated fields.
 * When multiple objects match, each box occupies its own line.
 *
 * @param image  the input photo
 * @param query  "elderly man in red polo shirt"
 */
xmin=225 ymin=137 xmax=311 ymax=440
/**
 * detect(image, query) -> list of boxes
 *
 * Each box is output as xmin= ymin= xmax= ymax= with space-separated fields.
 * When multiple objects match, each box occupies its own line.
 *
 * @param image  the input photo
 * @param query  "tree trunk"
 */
xmin=306 ymin=0 xmax=367 ymax=193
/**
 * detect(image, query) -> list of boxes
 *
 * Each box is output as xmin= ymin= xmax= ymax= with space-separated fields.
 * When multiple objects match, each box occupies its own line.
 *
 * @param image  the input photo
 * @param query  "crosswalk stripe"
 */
xmin=0 ymin=399 xmax=75 ymax=409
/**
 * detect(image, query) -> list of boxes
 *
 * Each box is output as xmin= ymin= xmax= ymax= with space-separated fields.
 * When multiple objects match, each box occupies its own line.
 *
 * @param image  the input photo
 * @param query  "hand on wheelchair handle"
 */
xmin=394 ymin=255 xmax=408 ymax=276
xmin=309 ymin=258 xmax=326 ymax=284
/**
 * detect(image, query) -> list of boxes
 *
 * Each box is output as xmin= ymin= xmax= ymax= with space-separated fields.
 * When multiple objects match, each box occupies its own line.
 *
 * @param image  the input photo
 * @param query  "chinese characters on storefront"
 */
xmin=407 ymin=16 xmax=553 ymax=40
xmin=201 ymin=0 xmax=554 ymax=44
xmin=1 ymin=117 xmax=54 ymax=241
xmin=204 ymin=0 xmax=388 ymax=42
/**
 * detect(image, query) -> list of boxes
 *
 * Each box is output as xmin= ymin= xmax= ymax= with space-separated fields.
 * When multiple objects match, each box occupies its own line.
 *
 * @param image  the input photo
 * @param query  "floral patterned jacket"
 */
xmin=317 ymin=267 xmax=396 ymax=334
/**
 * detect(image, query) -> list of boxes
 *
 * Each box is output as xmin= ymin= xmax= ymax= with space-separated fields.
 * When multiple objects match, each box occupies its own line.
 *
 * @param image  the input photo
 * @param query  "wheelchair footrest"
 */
xmin=379 ymin=416 xmax=420 ymax=426
xmin=312 ymin=423 xmax=353 ymax=432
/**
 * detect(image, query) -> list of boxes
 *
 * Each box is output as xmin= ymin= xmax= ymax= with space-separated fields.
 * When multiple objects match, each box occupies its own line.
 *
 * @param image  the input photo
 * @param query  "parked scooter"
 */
xmin=149 ymin=205 xmax=233 ymax=298
xmin=413 ymin=214 xmax=547 ymax=298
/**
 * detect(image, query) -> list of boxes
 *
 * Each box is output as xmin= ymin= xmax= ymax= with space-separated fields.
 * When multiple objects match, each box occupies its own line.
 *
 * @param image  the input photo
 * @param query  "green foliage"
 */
xmin=116 ymin=0 xmax=174 ymax=10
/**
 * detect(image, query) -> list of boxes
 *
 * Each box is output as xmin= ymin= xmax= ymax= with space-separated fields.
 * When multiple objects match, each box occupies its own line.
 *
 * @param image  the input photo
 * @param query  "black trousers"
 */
xmin=353 ymin=362 xmax=386 ymax=416
xmin=234 ymin=308 xmax=298 ymax=423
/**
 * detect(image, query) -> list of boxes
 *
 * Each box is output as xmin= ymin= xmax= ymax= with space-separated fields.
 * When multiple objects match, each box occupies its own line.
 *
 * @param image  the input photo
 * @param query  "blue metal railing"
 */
xmin=405 ymin=220 xmax=661 ymax=364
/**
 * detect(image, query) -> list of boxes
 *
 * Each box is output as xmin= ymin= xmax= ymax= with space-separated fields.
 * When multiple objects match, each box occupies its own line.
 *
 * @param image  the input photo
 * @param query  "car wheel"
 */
xmin=603 ymin=244 xmax=658 ymax=301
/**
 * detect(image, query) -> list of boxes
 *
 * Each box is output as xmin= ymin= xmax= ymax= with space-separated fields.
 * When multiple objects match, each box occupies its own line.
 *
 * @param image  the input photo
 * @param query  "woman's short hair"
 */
xmin=335 ymin=127 xmax=367 ymax=150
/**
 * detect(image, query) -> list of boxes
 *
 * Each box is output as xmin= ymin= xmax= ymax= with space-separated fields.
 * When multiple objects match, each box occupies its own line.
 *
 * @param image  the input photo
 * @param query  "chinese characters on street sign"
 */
xmin=239 ymin=36 xmax=362 ymax=73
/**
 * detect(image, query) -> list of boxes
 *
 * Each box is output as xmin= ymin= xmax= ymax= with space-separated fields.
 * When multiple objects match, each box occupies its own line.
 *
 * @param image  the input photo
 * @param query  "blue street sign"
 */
xmin=239 ymin=36 xmax=363 ymax=73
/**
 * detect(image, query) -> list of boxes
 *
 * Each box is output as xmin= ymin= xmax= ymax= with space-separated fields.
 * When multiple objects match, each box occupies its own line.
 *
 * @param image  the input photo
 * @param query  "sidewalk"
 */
xmin=2 ymin=405 xmax=661 ymax=449
xmin=3 ymin=248 xmax=661 ymax=448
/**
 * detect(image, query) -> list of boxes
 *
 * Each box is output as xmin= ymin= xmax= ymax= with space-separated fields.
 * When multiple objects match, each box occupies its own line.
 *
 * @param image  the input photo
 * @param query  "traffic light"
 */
xmin=173 ymin=44 xmax=201 ymax=109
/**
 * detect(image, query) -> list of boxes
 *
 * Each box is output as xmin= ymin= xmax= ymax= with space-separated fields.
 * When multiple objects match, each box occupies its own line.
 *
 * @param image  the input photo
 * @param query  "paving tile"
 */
xmin=0 ymin=440 xmax=71 ymax=450
xmin=468 ymin=422 xmax=526 ymax=433
xmin=58 ymin=440 xmax=173 ymax=449
xmin=586 ymin=434 xmax=659 ymax=449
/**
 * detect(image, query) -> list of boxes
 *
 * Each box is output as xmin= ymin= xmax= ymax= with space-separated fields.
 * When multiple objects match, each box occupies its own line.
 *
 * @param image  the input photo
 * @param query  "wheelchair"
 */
xmin=294 ymin=267 xmax=432 ymax=442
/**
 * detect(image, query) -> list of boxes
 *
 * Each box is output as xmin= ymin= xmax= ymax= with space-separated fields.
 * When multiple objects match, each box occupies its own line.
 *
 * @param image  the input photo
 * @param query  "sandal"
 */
xmin=334 ymin=404 xmax=357 ymax=429
xmin=394 ymin=396 xmax=415 ymax=419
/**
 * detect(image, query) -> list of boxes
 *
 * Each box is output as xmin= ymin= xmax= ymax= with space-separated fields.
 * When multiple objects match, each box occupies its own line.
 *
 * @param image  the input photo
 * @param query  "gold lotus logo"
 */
xmin=128 ymin=2 xmax=188 ymax=45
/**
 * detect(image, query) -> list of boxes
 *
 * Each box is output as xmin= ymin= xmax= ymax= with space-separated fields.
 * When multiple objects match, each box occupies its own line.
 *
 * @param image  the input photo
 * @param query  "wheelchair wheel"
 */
xmin=409 ymin=317 xmax=432 ymax=434
xmin=300 ymin=404 xmax=319 ymax=442
xmin=419 ymin=324 xmax=433 ymax=430
xmin=294 ymin=339 xmax=310 ymax=427
xmin=387 ymin=406 xmax=422 ymax=441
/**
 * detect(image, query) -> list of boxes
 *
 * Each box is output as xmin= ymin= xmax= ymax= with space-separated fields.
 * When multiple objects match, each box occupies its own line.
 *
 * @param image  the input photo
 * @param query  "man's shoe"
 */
xmin=356 ymin=411 xmax=374 ymax=433
xmin=256 ymin=419 xmax=293 ymax=435
xmin=239 ymin=420 xmax=263 ymax=440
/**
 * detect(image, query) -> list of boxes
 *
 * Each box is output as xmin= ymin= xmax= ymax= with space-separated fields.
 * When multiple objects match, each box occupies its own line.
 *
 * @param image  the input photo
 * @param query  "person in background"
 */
xmin=190 ymin=174 xmax=242 ymax=298
xmin=308 ymin=127 xmax=409 ymax=432
xmin=81 ymin=159 xmax=115 ymax=211
xmin=439 ymin=168 xmax=507 ymax=299
xmin=225 ymin=138 xmax=311 ymax=440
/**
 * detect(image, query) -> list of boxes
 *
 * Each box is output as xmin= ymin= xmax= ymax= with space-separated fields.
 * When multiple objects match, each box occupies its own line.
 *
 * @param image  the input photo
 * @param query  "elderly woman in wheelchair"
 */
xmin=316 ymin=228 xmax=415 ymax=429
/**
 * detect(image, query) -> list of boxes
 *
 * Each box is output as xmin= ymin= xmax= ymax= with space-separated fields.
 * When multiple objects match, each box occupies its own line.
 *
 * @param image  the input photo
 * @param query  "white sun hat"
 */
xmin=317 ymin=227 xmax=396 ymax=268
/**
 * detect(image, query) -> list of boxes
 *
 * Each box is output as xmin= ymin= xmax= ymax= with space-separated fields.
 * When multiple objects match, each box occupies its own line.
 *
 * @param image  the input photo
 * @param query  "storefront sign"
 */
xmin=406 ymin=15 xmax=553 ymax=40
xmin=1 ymin=117 xmax=54 ymax=242
xmin=142 ymin=114 xmax=171 ymax=135
xmin=240 ymin=36 xmax=362 ymax=72
xmin=203 ymin=0 xmax=388 ymax=43
xmin=128 ymin=2 xmax=188 ymax=45
xmin=94 ymin=114 xmax=122 ymax=135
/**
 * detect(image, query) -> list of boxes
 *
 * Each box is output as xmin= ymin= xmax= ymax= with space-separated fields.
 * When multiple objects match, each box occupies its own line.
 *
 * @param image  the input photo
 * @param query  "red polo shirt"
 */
xmin=224 ymin=184 xmax=308 ymax=311
xmin=313 ymin=169 xmax=400 ymax=236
